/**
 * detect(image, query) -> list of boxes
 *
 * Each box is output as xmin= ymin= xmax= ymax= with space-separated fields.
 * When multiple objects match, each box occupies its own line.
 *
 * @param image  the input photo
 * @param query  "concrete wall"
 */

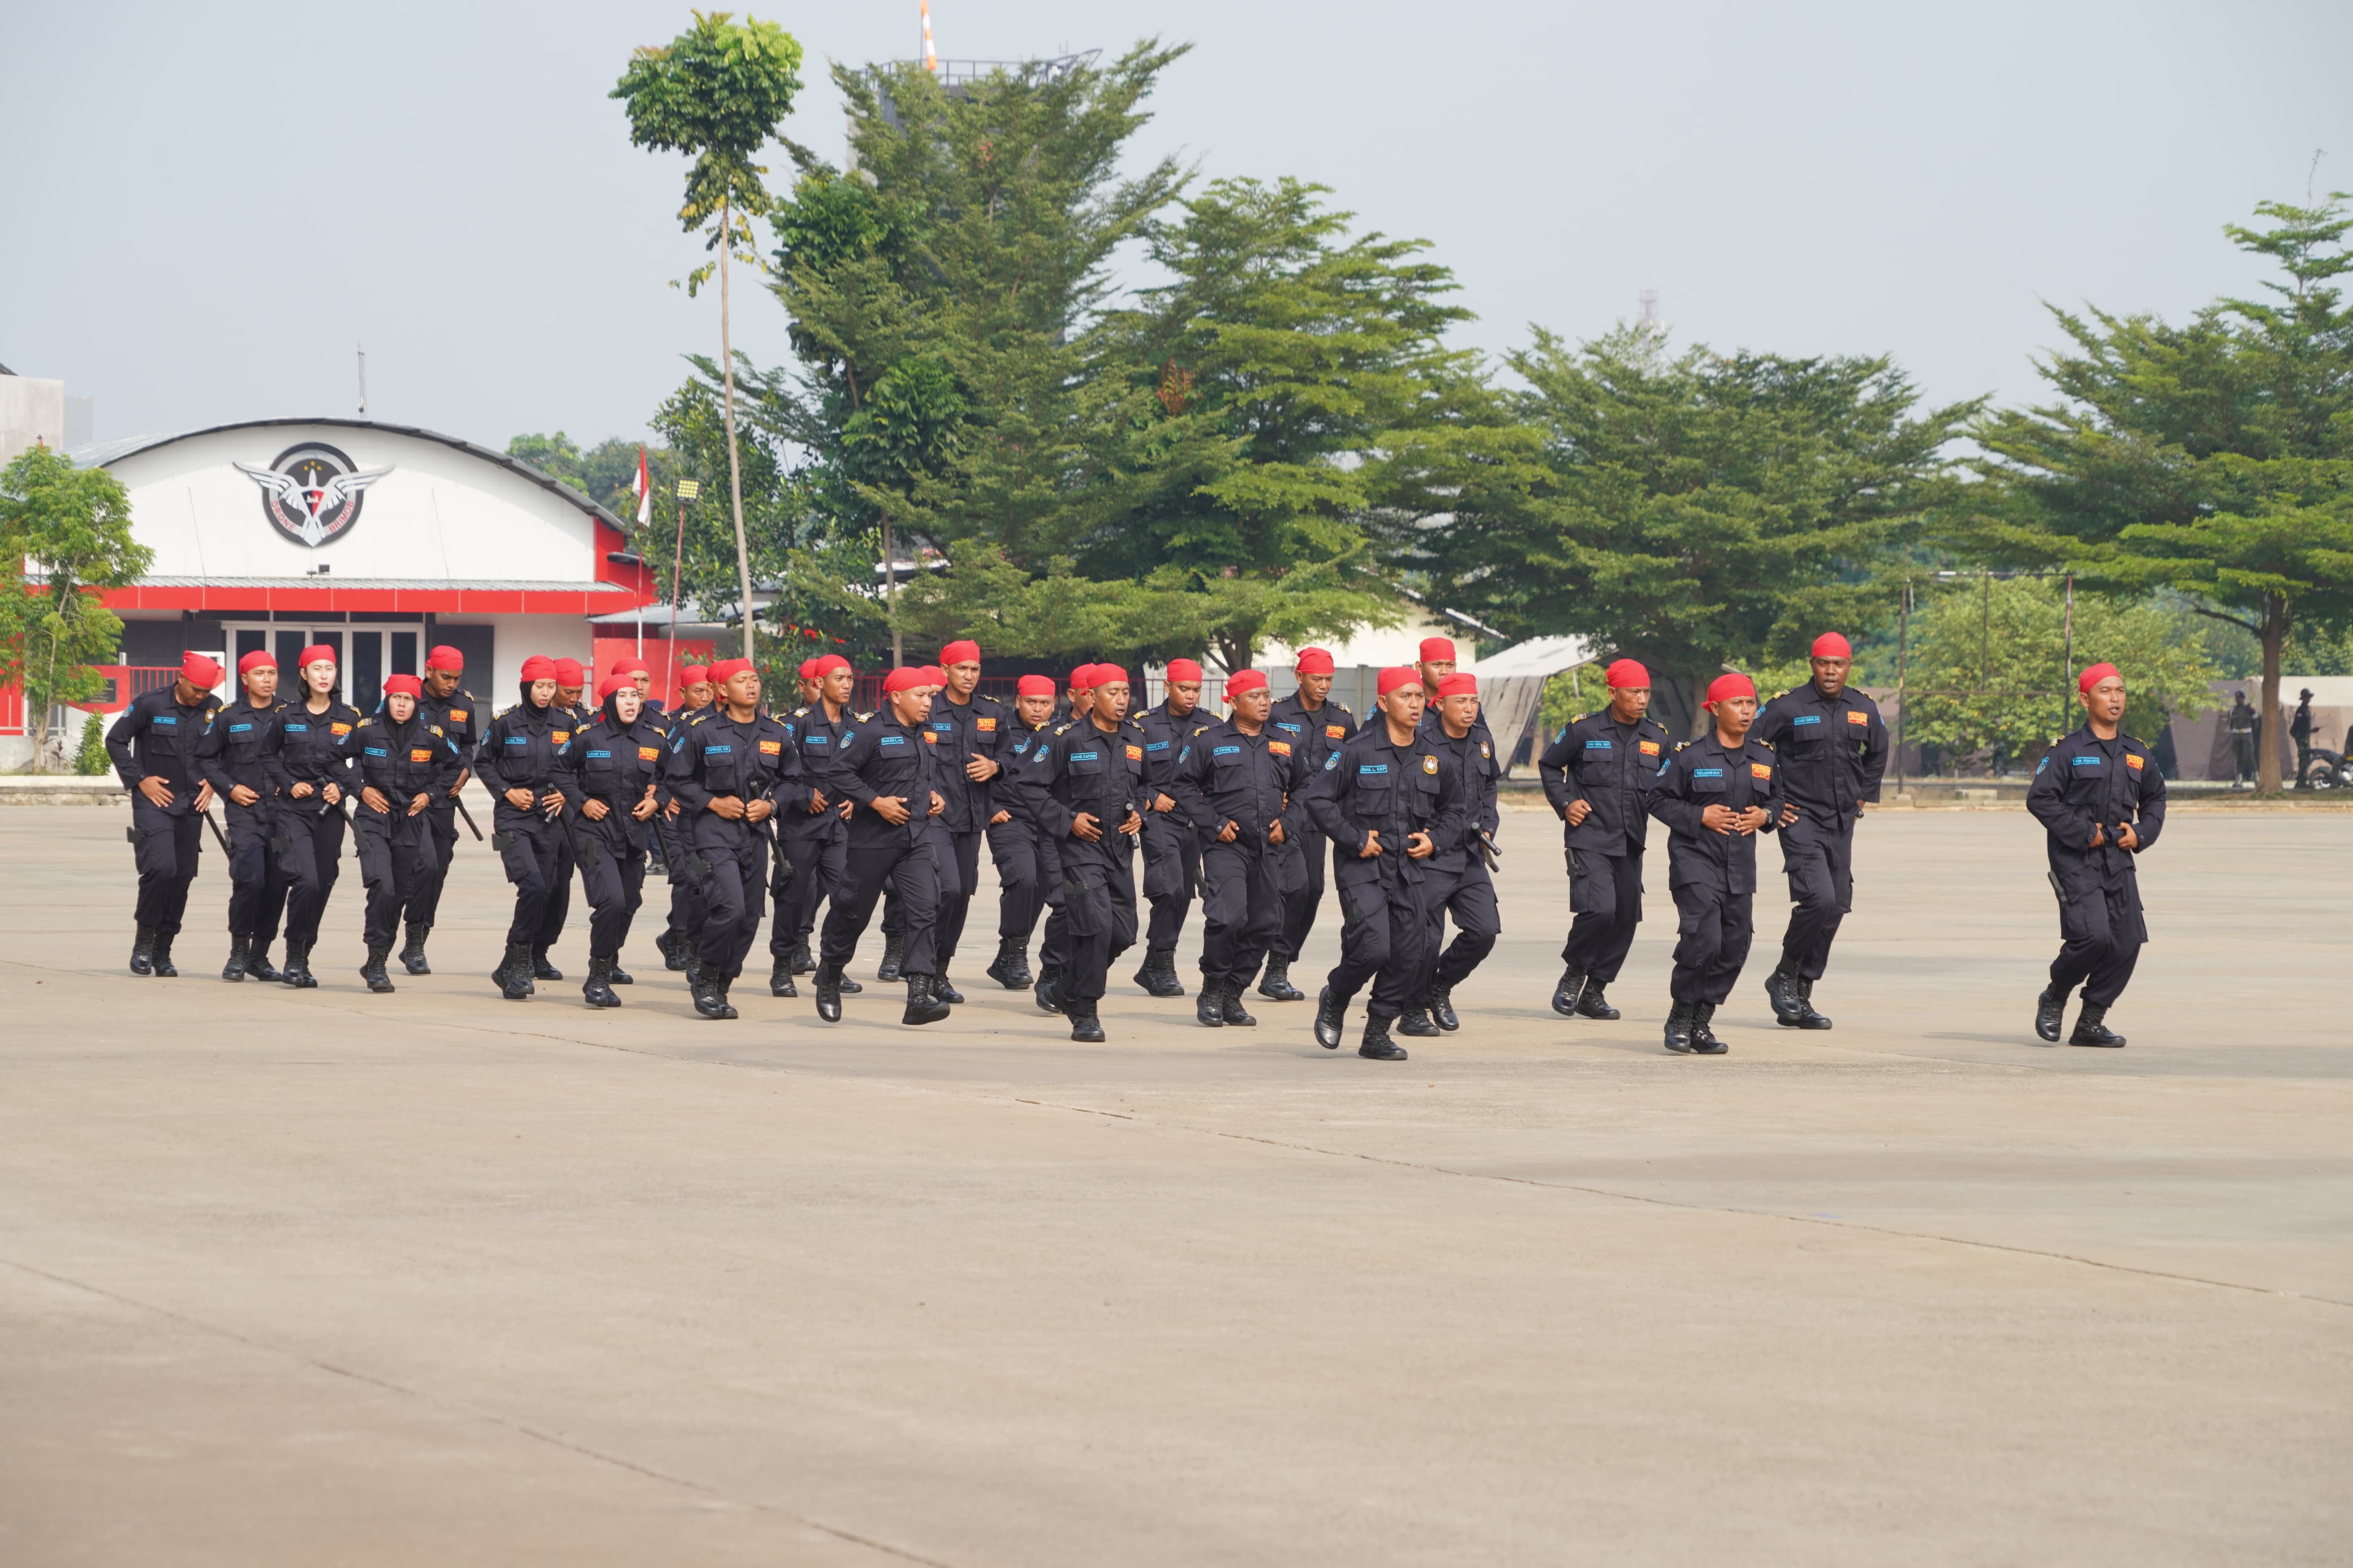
xmin=0 ymin=376 xmax=66 ymax=468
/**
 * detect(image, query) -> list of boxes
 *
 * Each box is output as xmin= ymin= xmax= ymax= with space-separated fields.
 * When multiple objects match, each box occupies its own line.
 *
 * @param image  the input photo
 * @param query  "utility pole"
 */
xmin=356 ymin=345 xmax=368 ymax=416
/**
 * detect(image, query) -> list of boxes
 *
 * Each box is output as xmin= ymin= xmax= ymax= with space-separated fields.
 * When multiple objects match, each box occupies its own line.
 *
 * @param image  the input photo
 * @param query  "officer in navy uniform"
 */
xmin=1752 ymin=632 xmax=1888 ymax=1030
xmin=403 ymin=643 xmax=480 ymax=976
xmin=475 ymin=655 xmax=574 ymax=1001
xmin=1302 ymin=667 xmax=1465 ymax=1062
xmin=926 ymin=641 xmax=1007 ymax=1004
xmin=2025 ymin=663 xmax=2166 ymax=1048
xmin=982 ymin=675 xmax=1060 ymax=990
xmin=196 ymin=649 xmax=291 ymax=982
xmin=1007 ymin=664 xmax=1147 ymax=1042
xmin=1264 ymin=647 xmax=1355 ymax=1001
xmin=1538 ymin=658 xmax=1674 ymax=1022
xmin=350 ymin=673 xmax=464 ymax=993
xmin=808 ymin=665 xmax=951 ymax=1027
xmin=258 ymin=645 xmax=359 ymax=990
xmin=563 ymin=672 xmax=669 ymax=1008
xmin=1025 ymin=665 xmax=1099 ymax=1013
xmin=1645 ymin=672 xmax=1786 ymax=1055
xmin=1133 ymin=657 xmax=1207 ymax=998
xmin=655 ymin=663 xmax=717 ymax=974
xmin=769 ymin=654 xmax=863 ymax=999
xmin=524 ymin=656 xmax=593 ymax=984
xmin=759 ymin=655 xmax=827 ymax=995
xmin=1411 ymin=670 xmax=1501 ymax=1035
xmin=107 ymin=650 xmax=226 ymax=978
xmin=664 ymin=656 xmax=804 ymax=1020
xmin=1169 ymin=668 xmax=1303 ymax=1027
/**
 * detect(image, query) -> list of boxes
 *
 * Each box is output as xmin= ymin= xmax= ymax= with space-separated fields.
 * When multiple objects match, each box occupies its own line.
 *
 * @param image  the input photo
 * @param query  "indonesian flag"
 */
xmin=632 ymin=446 xmax=652 ymax=526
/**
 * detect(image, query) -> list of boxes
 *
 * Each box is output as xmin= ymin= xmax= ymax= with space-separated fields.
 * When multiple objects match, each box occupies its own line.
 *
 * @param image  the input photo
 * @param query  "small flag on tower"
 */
xmin=632 ymin=447 xmax=652 ymax=526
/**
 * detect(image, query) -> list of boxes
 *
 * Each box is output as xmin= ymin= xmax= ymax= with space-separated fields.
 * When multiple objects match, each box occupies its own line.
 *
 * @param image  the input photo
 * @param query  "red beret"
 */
xmin=382 ymin=673 xmax=423 ymax=699
xmin=181 ymin=650 xmax=224 ymax=688
xmin=798 ymin=657 xmax=821 ymax=679
xmin=597 ymin=673 xmax=634 ymax=698
xmin=1069 ymin=665 xmax=1098 ymax=691
xmin=939 ymin=639 xmax=980 ymax=666
xmin=236 ymin=649 xmax=277 ymax=676
xmin=883 ymin=666 xmax=929 ymax=694
xmin=1812 ymin=632 xmax=1852 ymax=659
xmin=1437 ymin=672 xmax=1478 ymax=697
xmin=1605 ymin=658 xmax=1649 ymax=689
xmin=520 ymin=655 xmax=557 ymax=684
xmin=611 ymin=656 xmax=650 ymax=678
xmin=678 ymin=664 xmax=710 ymax=685
xmin=426 ymin=644 xmax=465 ymax=672
xmin=1294 ymin=647 xmax=1335 ymax=675
xmin=1165 ymin=658 xmax=1204 ymax=683
xmin=1016 ymin=675 xmax=1057 ymax=697
xmin=708 ymin=658 xmax=753 ymax=685
xmin=1377 ymin=666 xmax=1422 ymax=697
xmin=553 ymin=658 xmax=583 ymax=686
xmin=1225 ymin=669 xmax=1269 ymax=698
xmin=2078 ymin=662 xmax=2122 ymax=694
xmin=813 ymin=654 xmax=852 ymax=677
xmin=1705 ymin=672 xmax=1756 ymax=707
xmin=1092 ymin=665 xmax=1130 ymax=686
xmin=1419 ymin=636 xmax=1456 ymax=663
xmin=299 ymin=644 xmax=339 ymax=671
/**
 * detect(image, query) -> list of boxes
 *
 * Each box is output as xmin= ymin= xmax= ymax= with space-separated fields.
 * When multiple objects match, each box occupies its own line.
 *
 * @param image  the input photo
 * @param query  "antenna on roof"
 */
xmin=356 ymin=344 xmax=369 ymax=416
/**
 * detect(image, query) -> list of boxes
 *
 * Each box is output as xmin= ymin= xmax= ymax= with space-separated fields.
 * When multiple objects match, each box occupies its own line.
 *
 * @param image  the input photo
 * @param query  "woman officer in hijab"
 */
xmin=561 ymin=671 xmax=667 ymax=1006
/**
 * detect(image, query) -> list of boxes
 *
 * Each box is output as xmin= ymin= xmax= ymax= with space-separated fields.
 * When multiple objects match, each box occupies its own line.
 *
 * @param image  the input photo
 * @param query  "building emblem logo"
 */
xmin=234 ymin=442 xmax=392 ymax=548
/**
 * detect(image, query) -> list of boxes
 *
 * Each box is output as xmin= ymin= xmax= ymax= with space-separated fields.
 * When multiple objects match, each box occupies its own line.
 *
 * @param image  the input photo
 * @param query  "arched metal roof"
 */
xmin=67 ymin=416 xmax=632 ymax=534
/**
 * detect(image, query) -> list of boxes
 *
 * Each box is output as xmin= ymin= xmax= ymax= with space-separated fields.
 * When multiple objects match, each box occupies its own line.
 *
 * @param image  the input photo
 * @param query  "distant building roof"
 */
xmin=68 ymin=417 xmax=631 ymax=534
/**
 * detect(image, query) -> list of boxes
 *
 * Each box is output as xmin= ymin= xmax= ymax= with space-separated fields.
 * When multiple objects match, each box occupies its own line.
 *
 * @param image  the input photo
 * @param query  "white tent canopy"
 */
xmin=1473 ymin=636 xmax=1594 ymax=775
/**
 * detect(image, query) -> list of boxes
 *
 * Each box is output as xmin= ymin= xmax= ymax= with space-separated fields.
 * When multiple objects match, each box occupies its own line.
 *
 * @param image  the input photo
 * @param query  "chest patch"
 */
xmin=1847 ymin=710 xmax=1869 ymax=725
xmin=1359 ymin=763 xmax=1389 ymax=776
xmin=1214 ymin=745 xmax=1242 ymax=757
xmin=1268 ymin=740 xmax=1291 ymax=757
xmin=1751 ymin=762 xmax=1772 ymax=780
xmin=1422 ymin=754 xmax=1440 ymax=775
xmin=759 ymin=740 xmax=783 ymax=755
xmin=1639 ymin=740 xmax=1661 ymax=756
xmin=639 ymin=746 xmax=660 ymax=762
xmin=1071 ymin=750 xmax=1100 ymax=763
xmin=2125 ymin=753 xmax=2144 ymax=770
xmin=331 ymin=723 xmax=352 ymax=737
xmin=1126 ymin=744 xmax=1144 ymax=761
xmin=1693 ymin=767 xmax=1724 ymax=779
xmin=1480 ymin=741 xmax=1490 ymax=758
xmin=552 ymin=731 xmax=570 ymax=745
xmin=407 ymin=748 xmax=432 ymax=762
xmin=449 ymin=709 xmax=468 ymax=723
xmin=704 ymin=745 xmax=734 ymax=756
xmin=1275 ymin=722 xmax=1302 ymax=735
xmin=1792 ymin=714 xmax=1823 ymax=727
xmin=922 ymin=732 xmax=938 ymax=744
xmin=1585 ymin=739 xmax=1612 ymax=751
xmin=1326 ymin=724 xmax=1347 ymax=740
xmin=976 ymin=717 xmax=996 ymax=732
xmin=2071 ymin=756 xmax=2102 ymax=767
xmin=880 ymin=736 xmax=907 ymax=748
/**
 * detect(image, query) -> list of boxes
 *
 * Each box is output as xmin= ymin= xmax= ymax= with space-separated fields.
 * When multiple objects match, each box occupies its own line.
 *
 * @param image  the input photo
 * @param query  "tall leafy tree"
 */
xmin=1972 ymin=193 xmax=2353 ymax=790
xmin=1 ymin=446 xmax=150 ymax=770
xmin=505 ymin=431 xmax=678 ymax=521
xmin=614 ymin=11 xmax=804 ymax=662
xmin=1423 ymin=326 xmax=1976 ymax=734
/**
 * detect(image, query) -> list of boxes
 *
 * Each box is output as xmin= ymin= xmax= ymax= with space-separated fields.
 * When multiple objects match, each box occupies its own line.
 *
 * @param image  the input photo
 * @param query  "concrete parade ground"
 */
xmin=0 ymin=799 xmax=2346 ymax=1566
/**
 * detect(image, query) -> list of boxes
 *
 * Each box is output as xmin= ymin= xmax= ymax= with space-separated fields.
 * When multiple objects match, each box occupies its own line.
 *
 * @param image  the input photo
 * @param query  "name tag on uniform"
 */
xmin=230 ymin=722 xmax=253 ymax=733
xmin=1751 ymin=762 xmax=1772 ymax=780
xmin=2125 ymin=753 xmax=2144 ymax=770
xmin=976 ymin=717 xmax=996 ymax=731
xmin=1793 ymin=715 xmax=1823 ymax=726
xmin=760 ymin=740 xmax=783 ymax=755
xmin=1847 ymin=710 xmax=1868 ymax=725
xmin=1584 ymin=738 xmax=1612 ymax=750
xmin=1326 ymin=724 xmax=1346 ymax=740
xmin=1693 ymin=767 xmax=1723 ymax=778
xmin=639 ymin=746 xmax=660 ymax=761
xmin=880 ymin=735 xmax=907 ymax=748
xmin=1359 ymin=763 xmax=1389 ymax=776
xmin=1268 ymin=740 xmax=1291 ymax=757
xmin=1639 ymin=740 xmax=1661 ymax=755
xmin=364 ymin=746 xmax=389 ymax=757
xmin=1213 ymin=745 xmax=1242 ymax=757
xmin=1275 ymin=722 xmax=1302 ymax=734
xmin=705 ymin=744 xmax=734 ymax=755
xmin=805 ymin=733 xmax=828 ymax=745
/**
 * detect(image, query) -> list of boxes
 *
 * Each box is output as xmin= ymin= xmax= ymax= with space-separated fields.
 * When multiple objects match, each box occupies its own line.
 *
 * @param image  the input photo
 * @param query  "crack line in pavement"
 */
xmin=1000 ymin=1096 xmax=2353 ymax=1310
xmin=0 ymin=1254 xmax=960 ymax=1568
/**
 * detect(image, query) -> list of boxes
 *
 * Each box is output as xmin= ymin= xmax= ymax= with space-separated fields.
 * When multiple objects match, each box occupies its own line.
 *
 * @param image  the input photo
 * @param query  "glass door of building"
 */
xmin=224 ymin=623 xmax=420 ymax=712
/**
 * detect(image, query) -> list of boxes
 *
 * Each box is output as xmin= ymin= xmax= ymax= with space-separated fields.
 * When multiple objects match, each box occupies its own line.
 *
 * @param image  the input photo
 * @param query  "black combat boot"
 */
xmin=360 ymin=943 xmax=395 ymax=994
xmin=1219 ymin=979 xmax=1257 ymax=1028
xmin=1313 ymin=986 xmax=1346 ymax=1050
xmin=607 ymin=958 xmax=632 ymax=984
xmin=1067 ymin=999 xmax=1105 ymax=1043
xmin=1359 ymin=1014 xmax=1408 ymax=1061
xmin=1690 ymin=1001 xmax=1727 ymax=1055
xmin=902 ymin=974 xmax=951 ymax=1026
xmin=659 ymin=930 xmax=689 ymax=972
xmin=222 ymin=935 xmax=251 ymax=982
xmin=813 ymin=961 xmax=845 ymax=1022
xmin=770 ymin=954 xmax=798 ymax=998
xmin=583 ymin=955 xmax=621 ymax=1008
xmin=688 ymin=961 xmax=731 ymax=1020
xmin=933 ymin=973 xmax=965 ymax=1005
xmin=283 ymin=939 xmax=318 ymax=990
xmin=1135 ymin=948 xmax=1186 ymax=997
xmin=246 ymin=941 xmax=283 ymax=983
xmin=1397 ymin=1004 xmax=1441 ymax=1038
xmin=531 ymin=945 xmax=562 ymax=982
xmin=498 ymin=942 xmax=535 ymax=1001
xmin=787 ymin=935 xmax=816 ymax=975
xmin=1033 ymin=962 xmax=1066 ymax=1015
xmin=876 ymin=934 xmax=906 ymax=984
xmin=399 ymin=922 xmax=432 ymax=975
xmin=1574 ymin=982 xmax=1620 ymax=1021
xmin=1428 ymin=980 xmax=1460 ymax=1032
xmin=150 ymin=933 xmax=179 ymax=978
xmin=2034 ymin=986 xmax=2065 ymax=1043
xmin=986 ymin=938 xmax=1030 ymax=990
xmin=1765 ymin=965 xmax=1804 ymax=1027
xmin=2068 ymin=1002 xmax=2126 ymax=1048
xmin=1552 ymin=965 xmax=1588 ymax=1017
xmin=129 ymin=926 xmax=156 ymax=977
xmin=1196 ymin=975 xmax=1226 ymax=1027
xmin=1257 ymin=957 xmax=1305 ymax=1002
xmin=837 ymin=971 xmax=862 ymax=994
xmin=1663 ymin=1000 xmax=1697 ymax=1053
xmin=1792 ymin=978 xmax=1832 ymax=1030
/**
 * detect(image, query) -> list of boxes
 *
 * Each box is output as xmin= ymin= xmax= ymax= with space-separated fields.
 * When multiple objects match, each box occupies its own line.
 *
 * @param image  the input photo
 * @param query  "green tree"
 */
xmin=73 ymin=709 xmax=109 ymax=775
xmin=1971 ymin=193 xmax=2353 ymax=791
xmin=1422 ymin=326 xmax=1977 ymax=735
xmin=614 ymin=10 xmax=805 ymax=663
xmin=1899 ymin=579 xmax=2220 ymax=771
xmin=1 ymin=446 xmax=150 ymax=771
xmin=505 ymin=431 xmax=677 ymax=521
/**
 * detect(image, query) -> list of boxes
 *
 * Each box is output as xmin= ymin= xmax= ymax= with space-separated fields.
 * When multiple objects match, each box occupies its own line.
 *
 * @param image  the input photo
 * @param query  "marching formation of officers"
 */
xmin=105 ymin=631 xmax=2164 ymax=1056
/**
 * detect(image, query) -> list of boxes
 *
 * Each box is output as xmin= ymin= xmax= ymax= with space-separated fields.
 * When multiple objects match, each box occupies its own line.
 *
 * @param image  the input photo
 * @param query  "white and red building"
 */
xmin=4 ymin=418 xmax=711 ymax=750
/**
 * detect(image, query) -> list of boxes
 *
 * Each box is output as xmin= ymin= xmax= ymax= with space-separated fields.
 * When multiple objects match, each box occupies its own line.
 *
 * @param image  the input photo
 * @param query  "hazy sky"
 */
xmin=6 ymin=1 xmax=2348 ymax=451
